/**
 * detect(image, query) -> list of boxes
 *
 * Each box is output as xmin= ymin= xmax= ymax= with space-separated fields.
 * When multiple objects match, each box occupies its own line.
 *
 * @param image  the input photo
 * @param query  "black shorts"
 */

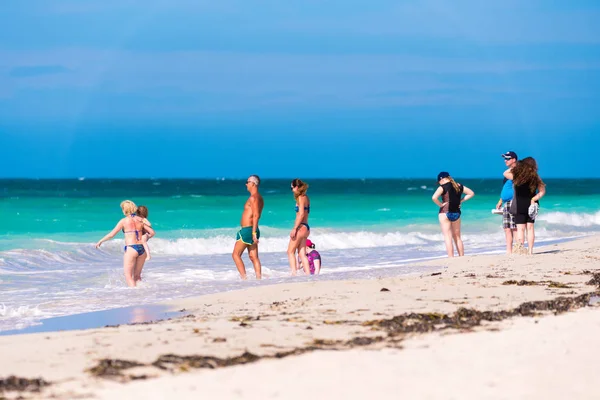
xmin=514 ymin=213 xmax=535 ymax=224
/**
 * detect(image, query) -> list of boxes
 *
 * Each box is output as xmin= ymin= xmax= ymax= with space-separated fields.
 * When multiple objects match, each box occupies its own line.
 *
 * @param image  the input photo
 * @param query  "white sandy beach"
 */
xmin=1 ymin=235 xmax=599 ymax=399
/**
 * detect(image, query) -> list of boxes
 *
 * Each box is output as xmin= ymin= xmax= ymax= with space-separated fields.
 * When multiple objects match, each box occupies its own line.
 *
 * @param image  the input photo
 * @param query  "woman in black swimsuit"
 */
xmin=504 ymin=157 xmax=546 ymax=255
xmin=431 ymin=172 xmax=475 ymax=257
xmin=95 ymin=200 xmax=155 ymax=287
xmin=288 ymin=179 xmax=311 ymax=275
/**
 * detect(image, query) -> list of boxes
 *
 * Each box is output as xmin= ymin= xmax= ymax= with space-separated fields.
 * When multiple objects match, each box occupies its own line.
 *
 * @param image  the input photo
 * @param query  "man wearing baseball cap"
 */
xmin=496 ymin=151 xmax=518 ymax=254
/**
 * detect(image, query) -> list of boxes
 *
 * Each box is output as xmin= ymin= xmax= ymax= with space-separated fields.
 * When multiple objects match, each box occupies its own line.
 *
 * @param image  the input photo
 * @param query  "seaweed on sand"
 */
xmin=153 ymin=351 xmax=260 ymax=371
xmin=151 ymin=335 xmax=387 ymax=373
xmin=87 ymin=359 xmax=144 ymax=377
xmin=366 ymin=292 xmax=598 ymax=336
xmin=513 ymin=292 xmax=597 ymax=315
xmin=362 ymin=309 xmax=514 ymax=336
xmin=586 ymin=273 xmax=600 ymax=287
xmin=0 ymin=376 xmax=50 ymax=392
xmin=502 ymin=280 xmax=572 ymax=288
xmin=503 ymin=280 xmax=539 ymax=286
xmin=86 ymin=291 xmax=599 ymax=380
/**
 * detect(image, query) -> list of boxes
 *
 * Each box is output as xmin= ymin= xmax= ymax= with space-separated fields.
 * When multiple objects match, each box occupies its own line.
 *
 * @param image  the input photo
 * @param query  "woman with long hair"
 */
xmin=504 ymin=157 xmax=546 ymax=255
xmin=431 ymin=172 xmax=475 ymax=257
xmin=95 ymin=200 xmax=155 ymax=287
xmin=288 ymin=178 xmax=311 ymax=275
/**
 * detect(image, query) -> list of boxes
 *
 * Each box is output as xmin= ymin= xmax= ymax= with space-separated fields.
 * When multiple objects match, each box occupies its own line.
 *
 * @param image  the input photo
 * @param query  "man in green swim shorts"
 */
xmin=232 ymin=175 xmax=264 ymax=280
xmin=236 ymin=226 xmax=259 ymax=245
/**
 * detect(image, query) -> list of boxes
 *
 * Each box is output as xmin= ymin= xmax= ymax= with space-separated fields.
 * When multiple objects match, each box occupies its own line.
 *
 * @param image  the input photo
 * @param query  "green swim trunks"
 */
xmin=236 ymin=226 xmax=260 ymax=245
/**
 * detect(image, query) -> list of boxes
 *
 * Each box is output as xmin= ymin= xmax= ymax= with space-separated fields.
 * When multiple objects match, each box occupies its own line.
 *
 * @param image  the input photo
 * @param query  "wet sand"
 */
xmin=0 ymin=305 xmax=190 ymax=337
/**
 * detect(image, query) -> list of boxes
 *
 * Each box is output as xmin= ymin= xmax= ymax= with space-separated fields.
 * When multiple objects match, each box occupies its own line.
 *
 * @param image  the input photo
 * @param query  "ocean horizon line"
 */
xmin=1 ymin=176 xmax=600 ymax=181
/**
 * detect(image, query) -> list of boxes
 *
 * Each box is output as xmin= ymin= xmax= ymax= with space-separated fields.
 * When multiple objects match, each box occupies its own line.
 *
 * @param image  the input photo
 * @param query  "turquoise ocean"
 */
xmin=1 ymin=178 xmax=599 ymax=332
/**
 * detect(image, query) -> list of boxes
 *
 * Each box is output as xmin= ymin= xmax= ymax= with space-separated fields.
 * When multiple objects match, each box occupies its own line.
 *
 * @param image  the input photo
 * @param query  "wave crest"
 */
xmin=538 ymin=210 xmax=600 ymax=227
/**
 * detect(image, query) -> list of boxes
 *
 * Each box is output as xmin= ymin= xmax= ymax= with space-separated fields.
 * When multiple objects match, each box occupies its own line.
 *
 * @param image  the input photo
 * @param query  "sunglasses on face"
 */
xmin=290 ymin=186 xmax=295 ymax=191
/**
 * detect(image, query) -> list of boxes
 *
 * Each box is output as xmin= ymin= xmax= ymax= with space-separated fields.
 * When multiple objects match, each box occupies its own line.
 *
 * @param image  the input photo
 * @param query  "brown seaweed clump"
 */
xmin=344 ymin=336 xmax=386 ymax=347
xmin=547 ymin=282 xmax=572 ymax=289
xmin=151 ymin=335 xmax=388 ymax=373
xmin=365 ymin=292 xmax=598 ymax=336
xmin=87 ymin=359 xmax=144 ymax=377
xmin=586 ymin=273 xmax=600 ymax=287
xmin=0 ymin=376 xmax=50 ymax=392
xmin=153 ymin=351 xmax=260 ymax=371
xmin=363 ymin=309 xmax=514 ymax=336
xmin=513 ymin=292 xmax=597 ymax=315
xmin=94 ymin=337 xmax=388 ymax=377
xmin=85 ymin=291 xmax=600 ymax=382
xmin=503 ymin=280 xmax=538 ymax=286
xmin=311 ymin=336 xmax=385 ymax=349
xmin=502 ymin=280 xmax=572 ymax=289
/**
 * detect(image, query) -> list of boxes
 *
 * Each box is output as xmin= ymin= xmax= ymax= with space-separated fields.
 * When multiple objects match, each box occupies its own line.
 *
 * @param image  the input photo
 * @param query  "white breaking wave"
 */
xmin=0 ymin=246 xmax=102 ymax=268
xmin=0 ymin=304 xmax=45 ymax=318
xmin=142 ymin=231 xmax=432 ymax=255
xmin=538 ymin=210 xmax=600 ymax=227
xmin=98 ymin=227 xmax=578 ymax=256
xmin=0 ymin=224 xmax=589 ymax=263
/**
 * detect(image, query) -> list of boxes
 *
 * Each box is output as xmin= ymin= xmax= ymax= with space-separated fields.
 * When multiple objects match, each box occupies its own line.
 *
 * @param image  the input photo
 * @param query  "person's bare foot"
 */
xmin=513 ymin=243 xmax=523 ymax=255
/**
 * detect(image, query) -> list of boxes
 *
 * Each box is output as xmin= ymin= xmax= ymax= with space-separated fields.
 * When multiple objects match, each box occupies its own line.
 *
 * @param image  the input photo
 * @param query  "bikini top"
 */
xmin=295 ymin=205 xmax=310 ymax=213
xmin=122 ymin=213 xmax=140 ymax=241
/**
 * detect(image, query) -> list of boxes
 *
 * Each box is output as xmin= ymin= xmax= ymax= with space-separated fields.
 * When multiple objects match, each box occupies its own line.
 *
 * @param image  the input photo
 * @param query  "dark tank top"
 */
xmin=514 ymin=182 xmax=537 ymax=214
xmin=439 ymin=182 xmax=464 ymax=213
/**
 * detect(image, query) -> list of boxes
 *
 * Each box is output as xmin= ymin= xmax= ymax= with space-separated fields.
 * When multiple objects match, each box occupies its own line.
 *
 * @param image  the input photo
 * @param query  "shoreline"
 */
xmin=0 ymin=305 xmax=190 ymax=337
xmin=0 ymin=235 xmax=599 ymax=399
xmin=0 ymin=235 xmax=584 ymax=336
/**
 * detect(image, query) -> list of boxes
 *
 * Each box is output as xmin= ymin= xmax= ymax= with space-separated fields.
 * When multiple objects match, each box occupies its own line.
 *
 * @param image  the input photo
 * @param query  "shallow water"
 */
xmin=1 ymin=179 xmax=598 ymax=332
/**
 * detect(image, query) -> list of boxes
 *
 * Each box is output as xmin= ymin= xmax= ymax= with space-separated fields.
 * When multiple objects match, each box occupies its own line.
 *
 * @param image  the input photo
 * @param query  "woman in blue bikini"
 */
xmin=95 ymin=200 xmax=155 ymax=287
xmin=431 ymin=172 xmax=475 ymax=257
xmin=288 ymin=179 xmax=311 ymax=275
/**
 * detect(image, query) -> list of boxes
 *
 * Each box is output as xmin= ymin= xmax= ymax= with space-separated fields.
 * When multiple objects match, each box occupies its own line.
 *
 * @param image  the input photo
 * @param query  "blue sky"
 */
xmin=1 ymin=0 xmax=599 ymax=178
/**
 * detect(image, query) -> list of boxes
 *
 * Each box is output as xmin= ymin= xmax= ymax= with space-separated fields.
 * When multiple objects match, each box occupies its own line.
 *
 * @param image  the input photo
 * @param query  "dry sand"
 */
xmin=1 ymin=235 xmax=599 ymax=399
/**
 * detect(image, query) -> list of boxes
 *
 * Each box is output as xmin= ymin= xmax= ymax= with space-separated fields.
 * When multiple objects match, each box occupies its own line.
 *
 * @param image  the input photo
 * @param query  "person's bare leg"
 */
xmin=513 ymin=224 xmax=527 ymax=255
xmin=133 ymin=252 xmax=147 ymax=282
xmin=247 ymin=244 xmax=262 ymax=279
xmin=438 ymin=214 xmax=454 ymax=257
xmin=297 ymin=239 xmax=311 ymax=275
xmin=504 ymin=228 xmax=514 ymax=254
xmin=142 ymin=234 xmax=151 ymax=261
xmin=291 ymin=226 xmax=310 ymax=274
xmin=516 ymin=224 xmax=526 ymax=246
xmin=451 ymin=220 xmax=464 ymax=256
xmin=313 ymin=260 xmax=321 ymax=275
xmin=123 ymin=248 xmax=137 ymax=287
xmin=287 ymin=234 xmax=301 ymax=275
xmin=232 ymin=241 xmax=248 ymax=280
xmin=287 ymin=247 xmax=298 ymax=275
xmin=526 ymin=222 xmax=536 ymax=255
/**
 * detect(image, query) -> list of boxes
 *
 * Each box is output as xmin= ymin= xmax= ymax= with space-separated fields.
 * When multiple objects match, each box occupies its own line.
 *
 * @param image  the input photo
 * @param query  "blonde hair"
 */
xmin=291 ymin=178 xmax=309 ymax=201
xmin=120 ymin=200 xmax=138 ymax=216
xmin=445 ymin=177 xmax=461 ymax=193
